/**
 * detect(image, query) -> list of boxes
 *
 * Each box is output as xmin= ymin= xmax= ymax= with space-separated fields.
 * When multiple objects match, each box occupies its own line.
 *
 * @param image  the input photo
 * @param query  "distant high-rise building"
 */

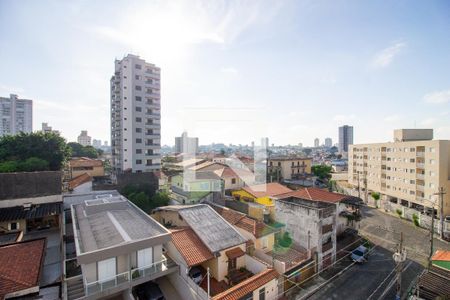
xmin=77 ymin=130 xmax=91 ymax=146
xmin=261 ymin=137 xmax=269 ymax=149
xmin=298 ymin=143 xmax=303 ymax=149
xmin=175 ymin=132 xmax=198 ymax=154
xmin=339 ymin=125 xmax=354 ymax=153
xmin=325 ymin=137 xmax=332 ymax=148
xmin=41 ymin=122 xmax=59 ymax=135
xmin=314 ymin=138 xmax=320 ymax=148
xmin=0 ymin=94 xmax=32 ymax=136
xmin=111 ymin=54 xmax=161 ymax=173
xmin=104 ymin=141 xmax=108 ymax=146
xmin=92 ymin=139 xmax=102 ymax=148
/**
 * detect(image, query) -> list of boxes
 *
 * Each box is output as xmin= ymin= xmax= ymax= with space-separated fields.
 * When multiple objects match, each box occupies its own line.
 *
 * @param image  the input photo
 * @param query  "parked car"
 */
xmin=136 ymin=281 xmax=165 ymax=300
xmin=351 ymin=245 xmax=369 ymax=263
xmin=189 ymin=266 xmax=203 ymax=284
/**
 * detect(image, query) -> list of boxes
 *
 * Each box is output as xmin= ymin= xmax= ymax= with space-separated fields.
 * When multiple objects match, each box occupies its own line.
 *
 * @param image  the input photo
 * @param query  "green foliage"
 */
xmin=396 ymin=209 xmax=403 ymax=218
xmin=371 ymin=192 xmax=380 ymax=201
xmin=121 ymin=184 xmax=169 ymax=213
xmin=311 ymin=164 xmax=332 ymax=179
xmin=412 ymin=213 xmax=420 ymax=227
xmin=0 ymin=132 xmax=70 ymax=172
xmin=278 ymin=232 xmax=293 ymax=248
xmin=68 ymin=142 xmax=99 ymax=158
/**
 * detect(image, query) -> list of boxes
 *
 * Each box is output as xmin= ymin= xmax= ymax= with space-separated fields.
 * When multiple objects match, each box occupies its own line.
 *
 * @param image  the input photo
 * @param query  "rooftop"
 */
xmin=68 ymin=173 xmax=92 ymax=190
xmin=0 ymin=238 xmax=46 ymax=299
xmin=69 ymin=157 xmax=103 ymax=168
xmin=155 ymin=205 xmax=247 ymax=253
xmin=432 ymin=250 xmax=450 ymax=262
xmin=210 ymin=203 xmax=278 ymax=238
xmin=72 ymin=194 xmax=169 ymax=254
xmin=170 ymin=228 xmax=214 ymax=266
xmin=242 ymin=182 xmax=292 ymax=198
xmin=277 ymin=187 xmax=363 ymax=205
xmin=212 ymin=268 xmax=278 ymax=300
xmin=0 ymin=202 xmax=62 ymax=223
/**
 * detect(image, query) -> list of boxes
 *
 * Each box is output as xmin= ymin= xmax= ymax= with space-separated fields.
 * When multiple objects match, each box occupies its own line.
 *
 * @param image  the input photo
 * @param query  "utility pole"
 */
xmin=428 ymin=204 xmax=435 ymax=269
xmin=393 ymin=232 xmax=406 ymax=300
xmin=437 ymin=187 xmax=446 ymax=240
xmin=207 ymin=267 xmax=210 ymax=299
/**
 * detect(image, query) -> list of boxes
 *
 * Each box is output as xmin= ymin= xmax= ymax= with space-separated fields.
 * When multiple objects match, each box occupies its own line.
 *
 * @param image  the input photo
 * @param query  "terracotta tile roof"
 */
xmin=170 ymin=228 xmax=214 ymax=267
xmin=69 ymin=157 xmax=103 ymax=168
xmin=212 ymin=269 xmax=279 ymax=300
xmin=277 ymin=187 xmax=352 ymax=203
xmin=68 ymin=173 xmax=91 ymax=190
xmin=225 ymin=247 xmax=245 ymax=260
xmin=210 ymin=204 xmax=277 ymax=238
xmin=242 ymin=183 xmax=292 ymax=198
xmin=432 ymin=250 xmax=450 ymax=262
xmin=0 ymin=238 xmax=46 ymax=299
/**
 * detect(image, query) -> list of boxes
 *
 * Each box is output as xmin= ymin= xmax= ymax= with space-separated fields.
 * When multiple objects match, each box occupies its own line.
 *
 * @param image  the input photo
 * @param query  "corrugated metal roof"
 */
xmin=0 ymin=202 xmax=62 ymax=222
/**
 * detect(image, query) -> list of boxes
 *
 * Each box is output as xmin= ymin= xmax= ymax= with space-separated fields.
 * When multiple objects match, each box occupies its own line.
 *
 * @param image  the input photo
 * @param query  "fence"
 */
xmin=0 ymin=171 xmax=62 ymax=199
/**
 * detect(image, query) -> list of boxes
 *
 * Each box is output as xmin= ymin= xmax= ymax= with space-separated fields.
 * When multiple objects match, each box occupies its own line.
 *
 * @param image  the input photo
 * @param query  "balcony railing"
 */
xmin=130 ymin=258 xmax=167 ymax=281
xmin=416 ymin=174 xmax=425 ymax=180
xmin=416 ymin=185 xmax=424 ymax=192
xmin=85 ymin=271 xmax=130 ymax=296
xmin=416 ymin=152 xmax=425 ymax=157
xmin=417 ymin=163 xmax=425 ymax=168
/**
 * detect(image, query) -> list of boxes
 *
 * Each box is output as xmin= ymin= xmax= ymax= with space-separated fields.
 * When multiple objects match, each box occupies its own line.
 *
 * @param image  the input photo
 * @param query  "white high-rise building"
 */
xmin=314 ymin=138 xmax=320 ymax=148
xmin=0 ymin=94 xmax=32 ymax=136
xmin=339 ymin=125 xmax=354 ymax=154
xmin=92 ymin=139 xmax=102 ymax=148
xmin=175 ymin=132 xmax=198 ymax=154
xmin=111 ymin=54 xmax=161 ymax=173
xmin=77 ymin=130 xmax=91 ymax=146
xmin=325 ymin=137 xmax=332 ymax=148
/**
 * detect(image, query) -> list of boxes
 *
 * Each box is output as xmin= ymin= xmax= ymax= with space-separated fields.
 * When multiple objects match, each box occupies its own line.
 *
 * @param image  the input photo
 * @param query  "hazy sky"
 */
xmin=1 ymin=0 xmax=449 ymax=146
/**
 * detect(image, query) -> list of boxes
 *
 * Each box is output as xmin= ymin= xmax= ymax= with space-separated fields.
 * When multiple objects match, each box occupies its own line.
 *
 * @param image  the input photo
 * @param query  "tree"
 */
xmin=311 ymin=164 xmax=332 ymax=180
xmin=0 ymin=161 xmax=19 ymax=173
xmin=303 ymin=148 xmax=312 ymax=156
xmin=0 ymin=132 xmax=70 ymax=171
xmin=19 ymin=157 xmax=49 ymax=172
xmin=67 ymin=142 xmax=98 ymax=158
xmin=371 ymin=192 xmax=380 ymax=208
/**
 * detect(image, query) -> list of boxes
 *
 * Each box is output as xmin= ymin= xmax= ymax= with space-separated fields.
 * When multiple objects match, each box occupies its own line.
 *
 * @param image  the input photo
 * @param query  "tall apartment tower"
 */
xmin=314 ymin=138 xmax=320 ymax=147
xmin=338 ymin=125 xmax=353 ymax=153
xmin=0 ymin=94 xmax=32 ymax=136
xmin=77 ymin=130 xmax=91 ymax=146
xmin=175 ymin=131 xmax=198 ymax=154
xmin=325 ymin=137 xmax=332 ymax=148
xmin=111 ymin=54 xmax=161 ymax=173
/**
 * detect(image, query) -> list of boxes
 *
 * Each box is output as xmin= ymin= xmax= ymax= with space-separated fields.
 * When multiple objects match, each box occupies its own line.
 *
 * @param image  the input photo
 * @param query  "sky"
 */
xmin=0 ymin=0 xmax=449 ymax=147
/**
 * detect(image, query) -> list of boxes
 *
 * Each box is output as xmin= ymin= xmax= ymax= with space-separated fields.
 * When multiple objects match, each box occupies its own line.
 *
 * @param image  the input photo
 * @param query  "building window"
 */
xmin=9 ymin=222 xmax=19 ymax=230
xmin=135 ymin=85 xmax=142 ymax=91
xmin=136 ymin=117 xmax=142 ymax=122
xmin=259 ymin=287 xmax=265 ymax=300
xmin=429 ymin=159 xmax=435 ymax=165
xmin=136 ymin=149 xmax=142 ymax=154
xmin=136 ymin=128 xmax=142 ymax=133
xmin=136 ymin=107 xmax=142 ymax=112
xmin=231 ymin=178 xmax=236 ymax=184
xmin=136 ymin=159 xmax=142 ymax=164
xmin=136 ymin=138 xmax=142 ymax=143
xmin=135 ymin=64 xmax=142 ymax=69
xmin=136 ymin=96 xmax=142 ymax=101
xmin=135 ymin=75 xmax=140 ymax=80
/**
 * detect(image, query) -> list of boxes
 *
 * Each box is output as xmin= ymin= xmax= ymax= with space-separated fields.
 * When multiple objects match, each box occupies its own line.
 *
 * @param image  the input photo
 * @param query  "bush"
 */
xmin=396 ymin=209 xmax=403 ymax=218
xmin=412 ymin=213 xmax=420 ymax=227
xmin=0 ymin=161 xmax=19 ymax=173
xmin=19 ymin=157 xmax=49 ymax=172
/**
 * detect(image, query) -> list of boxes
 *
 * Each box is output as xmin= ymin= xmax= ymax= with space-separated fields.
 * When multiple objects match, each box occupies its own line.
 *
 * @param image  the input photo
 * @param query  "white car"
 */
xmin=351 ymin=245 xmax=368 ymax=263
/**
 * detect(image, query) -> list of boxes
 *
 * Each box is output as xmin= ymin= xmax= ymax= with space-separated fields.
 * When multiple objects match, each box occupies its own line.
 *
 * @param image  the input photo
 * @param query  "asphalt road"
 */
xmin=358 ymin=206 xmax=450 ymax=264
xmin=306 ymin=247 xmax=423 ymax=300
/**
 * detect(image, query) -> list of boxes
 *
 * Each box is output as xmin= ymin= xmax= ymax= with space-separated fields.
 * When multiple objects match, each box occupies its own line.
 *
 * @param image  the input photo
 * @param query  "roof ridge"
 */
xmin=305 ymin=188 xmax=312 ymax=200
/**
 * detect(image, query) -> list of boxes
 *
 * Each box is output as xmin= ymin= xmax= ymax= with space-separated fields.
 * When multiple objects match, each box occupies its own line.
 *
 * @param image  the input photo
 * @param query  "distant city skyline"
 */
xmin=1 ymin=1 xmax=449 ymax=146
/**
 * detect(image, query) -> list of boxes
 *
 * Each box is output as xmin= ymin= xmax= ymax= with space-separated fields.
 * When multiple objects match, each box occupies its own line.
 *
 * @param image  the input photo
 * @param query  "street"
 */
xmin=304 ymin=247 xmax=423 ymax=300
xmin=359 ymin=206 xmax=450 ymax=264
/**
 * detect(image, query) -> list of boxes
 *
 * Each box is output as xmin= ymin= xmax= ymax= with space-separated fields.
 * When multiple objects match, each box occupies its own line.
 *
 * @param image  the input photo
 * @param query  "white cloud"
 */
xmin=220 ymin=67 xmax=238 ymax=75
xmin=419 ymin=118 xmax=437 ymax=126
xmin=383 ymin=114 xmax=402 ymax=122
xmin=333 ymin=114 xmax=356 ymax=122
xmin=424 ymin=89 xmax=450 ymax=104
xmin=371 ymin=41 xmax=406 ymax=68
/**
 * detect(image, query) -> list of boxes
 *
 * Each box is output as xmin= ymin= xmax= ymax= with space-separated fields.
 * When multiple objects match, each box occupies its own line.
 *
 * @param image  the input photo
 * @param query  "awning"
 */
xmin=225 ymin=247 xmax=245 ymax=260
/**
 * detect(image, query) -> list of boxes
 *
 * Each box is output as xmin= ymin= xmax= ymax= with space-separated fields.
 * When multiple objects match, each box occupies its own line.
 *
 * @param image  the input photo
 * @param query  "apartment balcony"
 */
xmin=145 ymin=72 xmax=160 ymax=79
xmin=145 ymin=134 xmax=160 ymax=139
xmin=145 ymin=153 xmax=160 ymax=159
xmin=145 ymin=112 xmax=161 ymax=119
xmin=416 ymin=163 xmax=425 ymax=168
xmin=144 ymin=82 xmax=160 ymax=89
xmin=416 ymin=185 xmax=425 ymax=192
xmin=84 ymin=256 xmax=177 ymax=298
xmin=416 ymin=151 xmax=425 ymax=158
xmin=145 ymin=123 xmax=160 ymax=129
xmin=416 ymin=174 xmax=425 ymax=180
xmin=146 ymin=103 xmax=160 ymax=109
xmin=322 ymin=241 xmax=333 ymax=253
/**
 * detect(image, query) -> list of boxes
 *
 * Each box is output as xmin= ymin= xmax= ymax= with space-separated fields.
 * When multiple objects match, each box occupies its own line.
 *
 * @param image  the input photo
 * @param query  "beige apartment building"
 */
xmin=348 ymin=129 xmax=450 ymax=216
xmin=268 ymin=156 xmax=312 ymax=181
